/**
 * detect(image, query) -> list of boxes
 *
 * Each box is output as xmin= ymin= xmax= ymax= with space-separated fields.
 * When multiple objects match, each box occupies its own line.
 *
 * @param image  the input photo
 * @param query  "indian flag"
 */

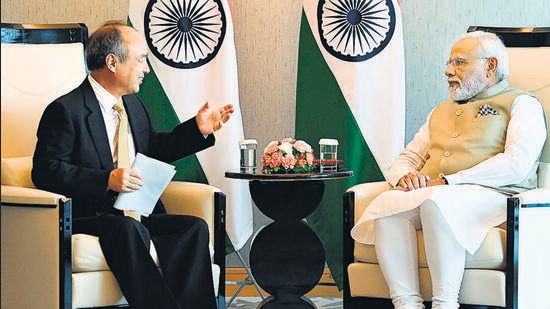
xmin=296 ymin=0 xmax=405 ymax=288
xmin=128 ymin=0 xmax=253 ymax=252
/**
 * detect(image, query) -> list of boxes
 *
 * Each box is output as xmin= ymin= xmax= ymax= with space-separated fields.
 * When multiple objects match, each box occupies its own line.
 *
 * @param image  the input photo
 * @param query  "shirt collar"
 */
xmin=88 ymin=75 xmax=120 ymax=112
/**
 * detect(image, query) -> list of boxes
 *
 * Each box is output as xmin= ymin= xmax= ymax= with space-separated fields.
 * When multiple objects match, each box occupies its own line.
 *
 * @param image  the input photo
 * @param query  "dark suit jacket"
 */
xmin=32 ymin=78 xmax=215 ymax=219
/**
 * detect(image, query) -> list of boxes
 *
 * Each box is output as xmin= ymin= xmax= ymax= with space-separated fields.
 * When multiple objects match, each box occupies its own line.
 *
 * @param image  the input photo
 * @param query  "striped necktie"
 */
xmin=113 ymin=100 xmax=130 ymax=169
xmin=113 ymin=100 xmax=141 ymax=221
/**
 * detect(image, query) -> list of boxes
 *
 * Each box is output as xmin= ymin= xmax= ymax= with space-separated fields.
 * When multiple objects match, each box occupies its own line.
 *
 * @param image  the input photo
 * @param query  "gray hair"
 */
xmin=86 ymin=21 xmax=131 ymax=71
xmin=455 ymin=31 xmax=510 ymax=81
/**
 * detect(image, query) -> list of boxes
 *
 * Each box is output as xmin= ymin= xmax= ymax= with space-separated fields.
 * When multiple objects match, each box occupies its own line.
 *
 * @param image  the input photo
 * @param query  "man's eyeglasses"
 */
xmin=446 ymin=57 xmax=489 ymax=68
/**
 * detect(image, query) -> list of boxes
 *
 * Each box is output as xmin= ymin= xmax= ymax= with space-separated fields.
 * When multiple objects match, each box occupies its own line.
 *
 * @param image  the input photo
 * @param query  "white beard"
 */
xmin=449 ymin=70 xmax=488 ymax=101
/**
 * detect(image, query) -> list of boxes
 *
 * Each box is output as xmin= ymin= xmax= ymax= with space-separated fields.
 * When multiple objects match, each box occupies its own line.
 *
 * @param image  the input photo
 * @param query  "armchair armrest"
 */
xmin=161 ymin=181 xmax=222 ymax=229
xmin=515 ymin=188 xmax=550 ymax=206
xmin=1 ymin=184 xmax=67 ymax=206
xmin=1 ymin=185 xmax=72 ymax=309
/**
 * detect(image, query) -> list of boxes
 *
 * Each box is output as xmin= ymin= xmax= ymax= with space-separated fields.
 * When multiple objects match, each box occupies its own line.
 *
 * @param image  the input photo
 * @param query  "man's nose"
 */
xmin=445 ymin=65 xmax=455 ymax=77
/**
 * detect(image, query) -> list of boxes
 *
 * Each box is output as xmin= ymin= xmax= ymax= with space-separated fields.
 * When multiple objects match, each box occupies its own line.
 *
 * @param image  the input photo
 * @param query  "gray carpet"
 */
xmin=228 ymin=296 xmax=343 ymax=308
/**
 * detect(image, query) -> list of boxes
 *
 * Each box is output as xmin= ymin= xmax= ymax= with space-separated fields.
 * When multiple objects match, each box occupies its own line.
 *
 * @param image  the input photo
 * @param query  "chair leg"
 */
xmin=342 ymin=192 xmax=355 ymax=308
xmin=506 ymin=197 xmax=519 ymax=309
xmin=214 ymin=192 xmax=227 ymax=309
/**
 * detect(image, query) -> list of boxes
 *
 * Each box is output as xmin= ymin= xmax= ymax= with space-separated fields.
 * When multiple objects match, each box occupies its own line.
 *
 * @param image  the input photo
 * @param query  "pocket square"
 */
xmin=476 ymin=104 xmax=499 ymax=117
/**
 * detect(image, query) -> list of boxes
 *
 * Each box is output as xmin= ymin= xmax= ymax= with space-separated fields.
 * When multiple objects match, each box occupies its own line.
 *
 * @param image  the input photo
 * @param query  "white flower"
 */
xmin=278 ymin=141 xmax=294 ymax=155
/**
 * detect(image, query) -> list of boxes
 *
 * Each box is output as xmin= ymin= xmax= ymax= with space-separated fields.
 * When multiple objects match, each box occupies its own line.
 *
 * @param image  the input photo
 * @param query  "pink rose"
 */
xmin=281 ymin=154 xmax=296 ymax=169
xmin=270 ymin=152 xmax=283 ymax=168
xmin=264 ymin=141 xmax=279 ymax=154
xmin=293 ymin=140 xmax=311 ymax=153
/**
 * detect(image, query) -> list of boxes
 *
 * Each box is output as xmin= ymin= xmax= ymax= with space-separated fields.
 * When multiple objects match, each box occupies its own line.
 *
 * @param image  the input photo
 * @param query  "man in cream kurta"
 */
xmin=351 ymin=31 xmax=546 ymax=309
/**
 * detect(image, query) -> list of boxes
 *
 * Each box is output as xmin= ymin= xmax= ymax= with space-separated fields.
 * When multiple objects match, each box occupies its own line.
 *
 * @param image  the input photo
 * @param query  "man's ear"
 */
xmin=486 ymin=57 xmax=498 ymax=77
xmin=106 ymin=53 xmax=117 ymax=73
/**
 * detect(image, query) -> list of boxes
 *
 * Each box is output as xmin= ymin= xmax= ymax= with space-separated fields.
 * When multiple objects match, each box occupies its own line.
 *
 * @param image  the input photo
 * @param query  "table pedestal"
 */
xmin=249 ymin=180 xmax=326 ymax=308
xmin=225 ymin=170 xmax=353 ymax=308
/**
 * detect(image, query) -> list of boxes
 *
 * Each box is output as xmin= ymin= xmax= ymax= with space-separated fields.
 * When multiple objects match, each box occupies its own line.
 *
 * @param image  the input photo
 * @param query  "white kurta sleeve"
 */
xmin=387 ymin=110 xmax=433 ymax=186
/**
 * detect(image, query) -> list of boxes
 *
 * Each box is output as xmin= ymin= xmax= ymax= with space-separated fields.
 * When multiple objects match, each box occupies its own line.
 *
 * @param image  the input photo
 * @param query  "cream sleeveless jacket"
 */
xmin=421 ymin=81 xmax=538 ymax=192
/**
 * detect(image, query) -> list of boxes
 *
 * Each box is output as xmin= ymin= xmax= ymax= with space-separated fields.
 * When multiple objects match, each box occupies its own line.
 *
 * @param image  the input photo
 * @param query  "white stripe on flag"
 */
xmin=129 ymin=0 xmax=253 ymax=250
xmin=303 ymin=0 xmax=405 ymax=177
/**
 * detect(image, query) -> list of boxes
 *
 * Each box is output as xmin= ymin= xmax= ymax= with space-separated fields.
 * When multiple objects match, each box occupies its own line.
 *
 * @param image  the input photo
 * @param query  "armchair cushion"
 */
xmin=353 ymin=228 xmax=506 ymax=270
xmin=1 ymin=156 xmax=34 ymax=188
xmin=72 ymin=234 xmax=159 ymax=272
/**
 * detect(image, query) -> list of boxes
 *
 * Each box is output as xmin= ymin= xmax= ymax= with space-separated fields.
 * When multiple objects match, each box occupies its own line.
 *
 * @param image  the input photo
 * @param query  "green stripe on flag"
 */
xmin=136 ymin=60 xmax=209 ymax=184
xmin=295 ymin=9 xmax=385 ymax=290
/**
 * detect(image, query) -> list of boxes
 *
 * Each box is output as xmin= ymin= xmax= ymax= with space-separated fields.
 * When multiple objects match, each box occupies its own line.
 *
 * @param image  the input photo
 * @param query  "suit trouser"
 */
xmin=374 ymin=200 xmax=466 ymax=309
xmin=74 ymin=213 xmax=217 ymax=309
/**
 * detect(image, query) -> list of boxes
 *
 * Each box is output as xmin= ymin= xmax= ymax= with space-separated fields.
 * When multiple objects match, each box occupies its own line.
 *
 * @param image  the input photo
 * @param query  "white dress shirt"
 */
xmin=88 ymin=75 xmax=137 ymax=166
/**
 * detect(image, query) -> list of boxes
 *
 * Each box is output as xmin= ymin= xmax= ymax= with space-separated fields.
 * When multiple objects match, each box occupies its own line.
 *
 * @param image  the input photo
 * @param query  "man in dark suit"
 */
xmin=31 ymin=22 xmax=233 ymax=309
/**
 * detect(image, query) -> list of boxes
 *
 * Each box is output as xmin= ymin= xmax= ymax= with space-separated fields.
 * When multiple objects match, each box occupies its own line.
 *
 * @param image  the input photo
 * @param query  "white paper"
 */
xmin=114 ymin=153 xmax=176 ymax=216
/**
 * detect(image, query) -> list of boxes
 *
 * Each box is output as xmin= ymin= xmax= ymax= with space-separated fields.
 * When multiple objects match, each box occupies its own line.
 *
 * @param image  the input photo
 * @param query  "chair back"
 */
xmin=1 ymin=23 xmax=88 ymax=159
xmin=468 ymin=27 xmax=550 ymax=188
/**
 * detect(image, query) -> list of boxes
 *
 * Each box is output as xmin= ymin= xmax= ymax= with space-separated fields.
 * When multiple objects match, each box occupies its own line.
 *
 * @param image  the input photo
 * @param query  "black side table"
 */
xmin=225 ymin=170 xmax=353 ymax=308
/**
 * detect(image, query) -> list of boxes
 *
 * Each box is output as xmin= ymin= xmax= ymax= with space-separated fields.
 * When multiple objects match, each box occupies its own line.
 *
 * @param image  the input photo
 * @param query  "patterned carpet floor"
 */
xmin=227 ymin=296 xmax=343 ymax=308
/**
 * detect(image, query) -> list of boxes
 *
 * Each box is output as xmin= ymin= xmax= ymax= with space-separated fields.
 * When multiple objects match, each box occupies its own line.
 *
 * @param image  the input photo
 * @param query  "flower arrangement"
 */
xmin=261 ymin=138 xmax=316 ymax=174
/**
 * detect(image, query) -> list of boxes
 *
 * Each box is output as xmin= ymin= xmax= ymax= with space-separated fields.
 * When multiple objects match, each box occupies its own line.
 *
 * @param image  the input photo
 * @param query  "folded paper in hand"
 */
xmin=114 ymin=153 xmax=176 ymax=216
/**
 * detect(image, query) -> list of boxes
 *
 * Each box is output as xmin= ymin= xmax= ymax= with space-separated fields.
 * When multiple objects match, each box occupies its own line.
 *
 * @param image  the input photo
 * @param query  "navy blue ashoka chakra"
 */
xmin=317 ymin=0 xmax=396 ymax=62
xmin=144 ymin=0 xmax=226 ymax=69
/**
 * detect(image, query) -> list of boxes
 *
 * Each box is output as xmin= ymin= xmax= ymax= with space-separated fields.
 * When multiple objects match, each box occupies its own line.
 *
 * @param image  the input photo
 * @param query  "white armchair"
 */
xmin=343 ymin=27 xmax=550 ymax=309
xmin=1 ymin=23 xmax=226 ymax=309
